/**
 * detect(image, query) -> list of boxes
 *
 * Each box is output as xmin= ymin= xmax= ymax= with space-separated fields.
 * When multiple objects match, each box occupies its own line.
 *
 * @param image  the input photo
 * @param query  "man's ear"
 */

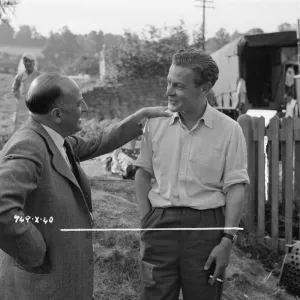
xmin=50 ymin=108 xmax=62 ymax=123
xmin=202 ymin=82 xmax=212 ymax=95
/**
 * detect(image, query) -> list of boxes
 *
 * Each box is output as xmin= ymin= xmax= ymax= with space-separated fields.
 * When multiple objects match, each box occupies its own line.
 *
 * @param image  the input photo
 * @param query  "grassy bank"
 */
xmin=90 ymin=180 xmax=294 ymax=300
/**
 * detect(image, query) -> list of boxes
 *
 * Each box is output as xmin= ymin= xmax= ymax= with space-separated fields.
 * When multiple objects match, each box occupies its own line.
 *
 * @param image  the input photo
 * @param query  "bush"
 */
xmin=77 ymin=118 xmax=121 ymax=139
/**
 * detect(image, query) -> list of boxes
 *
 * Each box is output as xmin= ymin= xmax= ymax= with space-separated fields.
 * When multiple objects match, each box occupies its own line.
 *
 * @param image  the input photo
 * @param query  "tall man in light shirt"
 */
xmin=0 ymin=73 xmax=171 ymax=300
xmin=134 ymin=48 xmax=250 ymax=300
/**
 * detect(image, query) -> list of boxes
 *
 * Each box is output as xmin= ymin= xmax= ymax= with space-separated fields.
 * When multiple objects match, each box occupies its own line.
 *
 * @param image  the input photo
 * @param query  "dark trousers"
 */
xmin=140 ymin=206 xmax=225 ymax=300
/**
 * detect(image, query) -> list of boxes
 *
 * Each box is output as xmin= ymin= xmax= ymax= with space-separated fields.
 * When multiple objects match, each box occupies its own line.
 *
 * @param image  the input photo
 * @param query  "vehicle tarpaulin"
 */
xmin=211 ymin=37 xmax=243 ymax=108
xmin=210 ymin=31 xmax=298 ymax=109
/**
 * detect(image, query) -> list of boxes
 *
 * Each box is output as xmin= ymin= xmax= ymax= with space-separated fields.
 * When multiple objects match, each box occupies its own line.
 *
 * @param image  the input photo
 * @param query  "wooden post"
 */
xmin=238 ymin=114 xmax=255 ymax=234
xmin=294 ymin=118 xmax=300 ymax=240
xmin=252 ymin=117 xmax=259 ymax=218
xmin=256 ymin=117 xmax=266 ymax=241
xmin=281 ymin=117 xmax=294 ymax=247
xmin=267 ymin=116 xmax=280 ymax=254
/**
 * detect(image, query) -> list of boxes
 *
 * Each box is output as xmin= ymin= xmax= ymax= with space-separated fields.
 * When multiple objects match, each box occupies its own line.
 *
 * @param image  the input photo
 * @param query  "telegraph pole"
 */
xmin=194 ymin=0 xmax=215 ymax=51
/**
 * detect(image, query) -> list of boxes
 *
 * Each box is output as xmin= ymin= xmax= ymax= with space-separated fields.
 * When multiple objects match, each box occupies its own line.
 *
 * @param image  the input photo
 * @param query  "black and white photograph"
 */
xmin=0 ymin=0 xmax=299 ymax=299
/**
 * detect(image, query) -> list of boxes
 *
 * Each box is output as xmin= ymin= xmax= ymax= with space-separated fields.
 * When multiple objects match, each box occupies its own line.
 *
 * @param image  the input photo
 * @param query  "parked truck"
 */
xmin=209 ymin=31 xmax=298 ymax=123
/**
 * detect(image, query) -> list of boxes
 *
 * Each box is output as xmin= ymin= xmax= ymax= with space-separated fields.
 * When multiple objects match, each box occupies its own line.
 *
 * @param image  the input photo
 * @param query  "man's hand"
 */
xmin=204 ymin=238 xmax=233 ymax=286
xmin=142 ymin=106 xmax=172 ymax=119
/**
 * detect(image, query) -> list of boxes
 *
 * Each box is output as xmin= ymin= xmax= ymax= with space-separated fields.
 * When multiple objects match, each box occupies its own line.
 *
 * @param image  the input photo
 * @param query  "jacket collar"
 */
xmin=22 ymin=118 xmax=81 ymax=189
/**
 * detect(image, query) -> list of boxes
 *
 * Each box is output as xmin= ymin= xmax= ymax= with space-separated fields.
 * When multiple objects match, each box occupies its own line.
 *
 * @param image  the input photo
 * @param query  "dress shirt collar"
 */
xmin=41 ymin=124 xmax=65 ymax=150
xmin=169 ymin=100 xmax=213 ymax=129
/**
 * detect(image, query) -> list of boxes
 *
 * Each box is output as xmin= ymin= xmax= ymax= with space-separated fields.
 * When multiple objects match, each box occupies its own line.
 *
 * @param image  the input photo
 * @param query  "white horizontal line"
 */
xmin=60 ymin=227 xmax=243 ymax=232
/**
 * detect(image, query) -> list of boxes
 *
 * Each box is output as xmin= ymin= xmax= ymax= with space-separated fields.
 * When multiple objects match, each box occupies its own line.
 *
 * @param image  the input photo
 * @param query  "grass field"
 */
xmin=0 ymin=73 xmax=297 ymax=299
xmin=90 ymin=180 xmax=294 ymax=300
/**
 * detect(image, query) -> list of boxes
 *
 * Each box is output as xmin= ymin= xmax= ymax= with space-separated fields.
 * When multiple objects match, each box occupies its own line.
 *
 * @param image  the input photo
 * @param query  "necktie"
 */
xmin=64 ymin=140 xmax=94 ymax=223
xmin=63 ymin=140 xmax=78 ymax=179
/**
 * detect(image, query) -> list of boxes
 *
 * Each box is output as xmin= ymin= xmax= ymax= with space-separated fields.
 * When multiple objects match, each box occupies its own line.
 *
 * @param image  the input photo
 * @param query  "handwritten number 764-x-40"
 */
xmin=14 ymin=215 xmax=54 ymax=224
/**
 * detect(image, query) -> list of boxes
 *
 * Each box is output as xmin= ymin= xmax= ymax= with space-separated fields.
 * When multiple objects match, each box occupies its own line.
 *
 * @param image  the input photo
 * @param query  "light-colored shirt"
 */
xmin=237 ymin=78 xmax=247 ymax=103
xmin=134 ymin=102 xmax=250 ymax=210
xmin=41 ymin=124 xmax=71 ymax=169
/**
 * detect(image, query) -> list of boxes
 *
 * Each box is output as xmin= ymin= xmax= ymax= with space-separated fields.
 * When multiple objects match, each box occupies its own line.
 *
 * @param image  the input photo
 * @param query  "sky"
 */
xmin=7 ymin=0 xmax=300 ymax=39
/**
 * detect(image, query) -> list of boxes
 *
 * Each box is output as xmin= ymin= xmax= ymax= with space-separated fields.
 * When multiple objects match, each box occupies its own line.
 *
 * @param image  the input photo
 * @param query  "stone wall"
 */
xmin=82 ymin=78 xmax=167 ymax=120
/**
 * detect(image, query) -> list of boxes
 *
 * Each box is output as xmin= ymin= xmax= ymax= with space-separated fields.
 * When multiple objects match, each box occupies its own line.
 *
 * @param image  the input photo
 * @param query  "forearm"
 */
xmin=120 ymin=108 xmax=147 ymax=127
xmin=135 ymin=168 xmax=152 ymax=220
xmin=220 ymin=183 xmax=245 ymax=245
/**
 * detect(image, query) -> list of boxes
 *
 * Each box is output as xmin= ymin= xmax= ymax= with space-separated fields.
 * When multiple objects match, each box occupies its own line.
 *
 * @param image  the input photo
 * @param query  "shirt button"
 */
xmin=89 ymin=258 xmax=93 ymax=264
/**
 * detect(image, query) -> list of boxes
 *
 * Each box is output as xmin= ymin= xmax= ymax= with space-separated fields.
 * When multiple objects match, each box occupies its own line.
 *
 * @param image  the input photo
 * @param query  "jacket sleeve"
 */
xmin=0 ymin=138 xmax=46 ymax=268
xmin=69 ymin=118 xmax=143 ymax=161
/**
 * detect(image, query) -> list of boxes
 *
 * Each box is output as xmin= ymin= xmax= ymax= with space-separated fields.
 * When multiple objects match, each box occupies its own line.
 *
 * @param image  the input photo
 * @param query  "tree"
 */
xmin=278 ymin=22 xmax=292 ymax=32
xmin=43 ymin=26 xmax=83 ymax=74
xmin=230 ymin=30 xmax=243 ymax=41
xmin=14 ymin=25 xmax=33 ymax=45
xmin=77 ymin=30 xmax=105 ymax=57
xmin=246 ymin=28 xmax=264 ymax=35
xmin=192 ymin=24 xmax=204 ymax=49
xmin=204 ymin=28 xmax=231 ymax=54
xmin=0 ymin=21 xmax=14 ymax=43
xmin=115 ymin=20 xmax=189 ymax=81
xmin=0 ymin=0 xmax=19 ymax=24
xmin=70 ymin=55 xmax=99 ymax=76
xmin=215 ymin=28 xmax=230 ymax=46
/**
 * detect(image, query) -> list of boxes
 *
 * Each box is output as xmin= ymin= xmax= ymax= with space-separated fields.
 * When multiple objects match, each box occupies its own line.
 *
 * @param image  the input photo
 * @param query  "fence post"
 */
xmin=281 ymin=117 xmax=294 ymax=247
xmin=238 ymin=114 xmax=255 ymax=234
xmin=257 ymin=117 xmax=266 ymax=241
xmin=294 ymin=118 xmax=300 ymax=240
xmin=252 ymin=117 xmax=259 ymax=218
xmin=267 ymin=116 xmax=280 ymax=254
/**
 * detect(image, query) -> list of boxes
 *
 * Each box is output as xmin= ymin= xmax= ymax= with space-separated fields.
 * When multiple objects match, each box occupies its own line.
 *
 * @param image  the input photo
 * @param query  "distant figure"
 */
xmin=284 ymin=66 xmax=298 ymax=118
xmin=237 ymin=77 xmax=248 ymax=114
xmin=12 ymin=53 xmax=41 ymax=131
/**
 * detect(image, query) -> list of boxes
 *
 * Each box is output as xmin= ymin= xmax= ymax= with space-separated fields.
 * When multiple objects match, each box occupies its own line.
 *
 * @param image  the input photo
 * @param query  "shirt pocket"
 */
xmin=189 ymin=148 xmax=222 ymax=184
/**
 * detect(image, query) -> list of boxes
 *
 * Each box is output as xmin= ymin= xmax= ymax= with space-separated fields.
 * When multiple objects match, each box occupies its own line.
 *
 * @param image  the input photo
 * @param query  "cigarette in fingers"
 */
xmin=209 ymin=275 xmax=223 ymax=283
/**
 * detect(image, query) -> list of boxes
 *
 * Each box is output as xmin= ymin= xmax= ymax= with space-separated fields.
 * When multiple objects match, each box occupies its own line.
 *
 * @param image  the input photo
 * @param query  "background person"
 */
xmin=12 ymin=52 xmax=41 ymax=131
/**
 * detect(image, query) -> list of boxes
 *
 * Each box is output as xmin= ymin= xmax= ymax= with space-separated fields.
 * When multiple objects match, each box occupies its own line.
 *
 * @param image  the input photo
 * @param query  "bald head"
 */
xmin=26 ymin=74 xmax=79 ymax=115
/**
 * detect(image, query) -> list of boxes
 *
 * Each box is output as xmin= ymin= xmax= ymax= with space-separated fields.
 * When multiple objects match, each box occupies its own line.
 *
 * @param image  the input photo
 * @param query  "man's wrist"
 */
xmin=220 ymin=237 xmax=234 ymax=247
xmin=134 ymin=108 xmax=146 ymax=123
xmin=221 ymin=231 xmax=237 ymax=245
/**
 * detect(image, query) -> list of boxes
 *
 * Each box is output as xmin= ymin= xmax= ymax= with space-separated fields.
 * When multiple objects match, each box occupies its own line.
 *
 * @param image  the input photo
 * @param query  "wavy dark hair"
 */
xmin=172 ymin=48 xmax=219 ymax=88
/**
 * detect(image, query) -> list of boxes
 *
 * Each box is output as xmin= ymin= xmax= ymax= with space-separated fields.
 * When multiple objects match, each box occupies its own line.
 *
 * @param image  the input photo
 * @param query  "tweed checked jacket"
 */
xmin=0 ymin=117 xmax=142 ymax=300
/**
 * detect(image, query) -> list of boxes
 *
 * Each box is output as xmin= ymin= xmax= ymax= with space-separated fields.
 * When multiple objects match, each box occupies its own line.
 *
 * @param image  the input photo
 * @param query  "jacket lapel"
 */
xmin=22 ymin=118 xmax=89 ymax=203
xmin=64 ymin=138 xmax=93 ymax=212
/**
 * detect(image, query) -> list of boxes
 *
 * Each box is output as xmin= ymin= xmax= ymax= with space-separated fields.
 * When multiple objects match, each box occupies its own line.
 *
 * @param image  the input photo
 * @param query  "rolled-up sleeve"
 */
xmin=133 ymin=120 xmax=154 ymax=177
xmin=222 ymin=122 xmax=250 ymax=194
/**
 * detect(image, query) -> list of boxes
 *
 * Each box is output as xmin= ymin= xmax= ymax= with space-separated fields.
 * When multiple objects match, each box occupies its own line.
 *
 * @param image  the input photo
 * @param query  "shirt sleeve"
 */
xmin=133 ymin=120 xmax=154 ymax=177
xmin=12 ymin=73 xmax=22 ymax=99
xmin=222 ymin=122 xmax=250 ymax=194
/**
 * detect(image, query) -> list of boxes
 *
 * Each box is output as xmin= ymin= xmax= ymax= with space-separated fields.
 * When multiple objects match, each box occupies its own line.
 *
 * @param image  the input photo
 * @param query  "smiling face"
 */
xmin=166 ymin=64 xmax=207 ymax=117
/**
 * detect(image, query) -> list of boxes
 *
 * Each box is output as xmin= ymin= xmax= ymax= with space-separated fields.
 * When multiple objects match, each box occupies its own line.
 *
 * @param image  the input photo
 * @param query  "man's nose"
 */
xmin=166 ymin=84 xmax=175 ymax=97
